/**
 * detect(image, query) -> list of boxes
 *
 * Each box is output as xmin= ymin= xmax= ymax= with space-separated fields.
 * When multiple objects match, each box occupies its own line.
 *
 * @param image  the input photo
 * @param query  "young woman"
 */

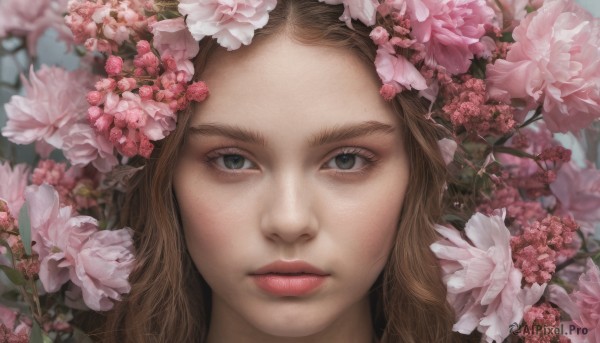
xmin=103 ymin=1 xmax=460 ymax=342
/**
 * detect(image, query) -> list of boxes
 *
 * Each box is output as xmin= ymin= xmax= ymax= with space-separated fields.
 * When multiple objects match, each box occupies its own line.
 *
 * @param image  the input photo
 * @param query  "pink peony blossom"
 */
xmin=24 ymin=184 xmax=97 ymax=293
xmin=0 ymin=162 xmax=30 ymax=216
xmin=407 ymin=0 xmax=495 ymax=74
xmin=178 ymin=0 xmax=277 ymax=51
xmin=319 ymin=0 xmax=379 ymax=27
xmin=550 ymin=161 xmax=600 ymax=224
xmin=2 ymin=66 xmax=96 ymax=149
xmin=548 ymin=259 xmax=600 ymax=343
xmin=61 ymin=123 xmax=118 ymax=173
xmin=430 ymin=211 xmax=546 ymax=343
xmin=486 ymin=0 xmax=600 ymax=133
xmin=150 ymin=17 xmax=200 ymax=81
xmin=0 ymin=0 xmax=72 ymax=55
xmin=375 ymin=42 xmax=427 ymax=97
xmin=71 ymin=228 xmax=135 ymax=311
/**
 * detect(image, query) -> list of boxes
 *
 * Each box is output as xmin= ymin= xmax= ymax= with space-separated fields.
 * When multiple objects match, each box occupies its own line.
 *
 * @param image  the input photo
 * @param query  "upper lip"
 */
xmin=250 ymin=260 xmax=329 ymax=276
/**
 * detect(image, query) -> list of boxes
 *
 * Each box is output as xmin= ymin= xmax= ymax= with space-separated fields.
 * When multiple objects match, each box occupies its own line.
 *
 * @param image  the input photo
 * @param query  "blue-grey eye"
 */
xmin=334 ymin=154 xmax=356 ymax=170
xmin=223 ymin=155 xmax=246 ymax=169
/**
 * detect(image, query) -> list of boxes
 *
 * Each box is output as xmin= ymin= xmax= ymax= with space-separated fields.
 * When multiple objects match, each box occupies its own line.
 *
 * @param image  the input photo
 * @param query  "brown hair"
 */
xmin=99 ymin=1 xmax=464 ymax=342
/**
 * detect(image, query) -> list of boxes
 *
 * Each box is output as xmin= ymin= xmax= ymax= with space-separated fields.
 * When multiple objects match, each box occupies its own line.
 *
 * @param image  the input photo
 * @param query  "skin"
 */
xmin=172 ymin=33 xmax=410 ymax=343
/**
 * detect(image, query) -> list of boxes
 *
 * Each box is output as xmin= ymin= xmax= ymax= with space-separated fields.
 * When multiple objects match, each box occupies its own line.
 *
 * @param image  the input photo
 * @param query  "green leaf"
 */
xmin=30 ymin=320 xmax=43 ymax=343
xmin=0 ymin=265 xmax=26 ymax=286
xmin=0 ymin=239 xmax=13 ymax=260
xmin=18 ymin=204 xmax=32 ymax=255
xmin=42 ymin=334 xmax=53 ymax=343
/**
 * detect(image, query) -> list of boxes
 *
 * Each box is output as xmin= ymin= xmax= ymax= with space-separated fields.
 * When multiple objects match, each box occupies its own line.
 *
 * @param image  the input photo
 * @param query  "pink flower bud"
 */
xmin=141 ymin=52 xmax=159 ymax=70
xmin=87 ymin=106 xmax=103 ymax=123
xmin=109 ymin=127 xmax=123 ymax=144
xmin=186 ymin=82 xmax=209 ymax=102
xmin=136 ymin=40 xmax=151 ymax=55
xmin=379 ymin=84 xmax=397 ymax=101
xmin=370 ymin=27 xmax=389 ymax=45
xmin=162 ymin=55 xmax=177 ymax=72
xmin=95 ymin=78 xmax=116 ymax=92
xmin=86 ymin=91 xmax=103 ymax=106
xmin=121 ymin=139 xmax=138 ymax=157
xmin=139 ymin=135 xmax=154 ymax=159
xmin=94 ymin=114 xmax=114 ymax=133
xmin=105 ymin=55 xmax=124 ymax=76
xmin=117 ymin=78 xmax=137 ymax=92
xmin=138 ymin=85 xmax=154 ymax=100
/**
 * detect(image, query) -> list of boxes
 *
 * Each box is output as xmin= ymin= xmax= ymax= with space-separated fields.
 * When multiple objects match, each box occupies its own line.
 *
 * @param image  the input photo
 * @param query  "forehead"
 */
xmin=191 ymin=34 xmax=398 ymax=132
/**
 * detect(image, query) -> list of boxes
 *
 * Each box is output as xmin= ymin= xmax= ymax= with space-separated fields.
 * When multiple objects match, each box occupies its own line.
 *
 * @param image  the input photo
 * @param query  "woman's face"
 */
xmin=173 ymin=34 xmax=410 ymax=340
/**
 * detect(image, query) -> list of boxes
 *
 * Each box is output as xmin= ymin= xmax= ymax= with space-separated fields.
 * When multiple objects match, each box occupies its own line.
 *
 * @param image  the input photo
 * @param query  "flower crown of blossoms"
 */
xmin=3 ymin=0 xmax=598 ymax=171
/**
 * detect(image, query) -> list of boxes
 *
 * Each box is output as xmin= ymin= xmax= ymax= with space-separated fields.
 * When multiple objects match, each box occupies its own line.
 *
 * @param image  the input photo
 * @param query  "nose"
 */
xmin=260 ymin=171 xmax=318 ymax=244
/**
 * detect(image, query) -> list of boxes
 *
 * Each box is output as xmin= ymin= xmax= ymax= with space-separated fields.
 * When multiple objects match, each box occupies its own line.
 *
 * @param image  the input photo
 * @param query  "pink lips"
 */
xmin=250 ymin=260 xmax=330 ymax=296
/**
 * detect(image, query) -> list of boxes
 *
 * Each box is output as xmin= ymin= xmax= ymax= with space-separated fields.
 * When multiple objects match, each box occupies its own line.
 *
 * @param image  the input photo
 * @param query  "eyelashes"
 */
xmin=202 ymin=146 xmax=379 ymax=178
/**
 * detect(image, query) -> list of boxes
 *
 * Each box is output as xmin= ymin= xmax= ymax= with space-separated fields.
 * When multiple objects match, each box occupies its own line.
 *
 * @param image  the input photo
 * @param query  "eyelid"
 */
xmin=323 ymin=147 xmax=379 ymax=177
xmin=203 ymin=147 xmax=258 ymax=174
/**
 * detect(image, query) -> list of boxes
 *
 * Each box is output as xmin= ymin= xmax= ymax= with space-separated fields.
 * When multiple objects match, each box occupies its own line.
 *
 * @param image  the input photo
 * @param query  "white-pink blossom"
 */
xmin=2 ymin=66 xmax=96 ymax=149
xmin=375 ymin=42 xmax=427 ymax=96
xmin=550 ymin=161 xmax=600 ymax=224
xmin=0 ymin=0 xmax=72 ymax=54
xmin=0 ymin=162 xmax=30 ymax=216
xmin=120 ymin=92 xmax=176 ymax=141
xmin=150 ymin=17 xmax=200 ymax=81
xmin=319 ymin=0 xmax=379 ymax=27
xmin=61 ymin=123 xmax=119 ymax=173
xmin=71 ymin=228 xmax=135 ymax=311
xmin=548 ymin=259 xmax=600 ymax=343
xmin=438 ymin=138 xmax=458 ymax=165
xmin=407 ymin=0 xmax=495 ymax=74
xmin=25 ymin=184 xmax=97 ymax=293
xmin=486 ymin=0 xmax=600 ymax=133
xmin=178 ymin=0 xmax=277 ymax=51
xmin=430 ymin=211 xmax=546 ymax=343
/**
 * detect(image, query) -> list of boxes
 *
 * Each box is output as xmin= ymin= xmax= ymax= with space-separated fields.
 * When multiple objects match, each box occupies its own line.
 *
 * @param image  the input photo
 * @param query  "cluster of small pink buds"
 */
xmin=511 ymin=215 xmax=579 ymax=285
xmin=519 ymin=303 xmax=568 ymax=343
xmin=0 ymin=201 xmax=17 ymax=233
xmin=0 ymin=324 xmax=28 ymax=343
xmin=537 ymin=146 xmax=572 ymax=164
xmin=86 ymin=39 xmax=209 ymax=159
xmin=477 ymin=186 xmax=547 ymax=230
xmin=31 ymin=160 xmax=77 ymax=205
xmin=442 ymin=77 xmax=516 ymax=136
xmin=65 ymin=0 xmax=153 ymax=54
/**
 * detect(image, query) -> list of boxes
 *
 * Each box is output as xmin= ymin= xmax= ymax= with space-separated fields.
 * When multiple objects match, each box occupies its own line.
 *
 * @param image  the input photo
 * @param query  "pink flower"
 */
xmin=548 ymin=259 xmax=600 ymax=343
xmin=407 ymin=0 xmax=495 ymax=74
xmin=2 ymin=66 xmax=96 ymax=149
xmin=105 ymin=55 xmax=123 ymax=76
xmin=0 ymin=162 xmax=30 ymax=216
xmin=550 ymin=161 xmax=600 ymax=224
xmin=0 ymin=0 xmax=72 ymax=55
xmin=430 ymin=211 xmax=546 ymax=343
xmin=61 ymin=123 xmax=119 ymax=173
xmin=375 ymin=42 xmax=427 ymax=96
xmin=24 ymin=184 xmax=97 ymax=293
xmin=438 ymin=138 xmax=457 ymax=165
xmin=370 ymin=26 xmax=390 ymax=45
xmin=178 ymin=0 xmax=277 ymax=51
xmin=71 ymin=228 xmax=135 ymax=311
xmin=319 ymin=0 xmax=379 ymax=27
xmin=486 ymin=0 xmax=600 ymax=133
xmin=150 ymin=17 xmax=200 ymax=81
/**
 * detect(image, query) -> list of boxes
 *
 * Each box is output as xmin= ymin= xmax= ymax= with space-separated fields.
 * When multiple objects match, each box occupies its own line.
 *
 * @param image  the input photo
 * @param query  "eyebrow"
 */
xmin=187 ymin=120 xmax=396 ymax=147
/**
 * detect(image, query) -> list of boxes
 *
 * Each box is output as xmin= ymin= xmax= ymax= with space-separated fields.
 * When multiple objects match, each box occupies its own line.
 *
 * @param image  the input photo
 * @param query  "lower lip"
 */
xmin=251 ymin=274 xmax=328 ymax=296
